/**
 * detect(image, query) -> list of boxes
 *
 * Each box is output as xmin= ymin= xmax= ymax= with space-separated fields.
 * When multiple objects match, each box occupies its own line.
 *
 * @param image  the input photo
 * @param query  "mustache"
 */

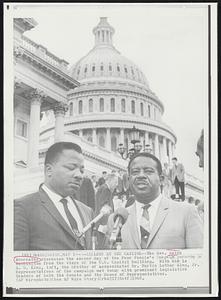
xmin=135 ymin=178 xmax=152 ymax=187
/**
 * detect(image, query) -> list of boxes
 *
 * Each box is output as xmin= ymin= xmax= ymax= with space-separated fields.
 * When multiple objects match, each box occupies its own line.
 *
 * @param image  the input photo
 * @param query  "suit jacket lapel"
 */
xmin=123 ymin=203 xmax=141 ymax=249
xmin=146 ymin=196 xmax=170 ymax=248
xmin=39 ymin=188 xmax=84 ymax=248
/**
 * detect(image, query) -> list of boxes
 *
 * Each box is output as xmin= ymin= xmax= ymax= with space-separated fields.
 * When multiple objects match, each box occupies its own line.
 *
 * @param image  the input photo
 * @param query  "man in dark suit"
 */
xmin=195 ymin=129 xmax=204 ymax=168
xmin=74 ymin=176 xmax=95 ymax=212
xmin=94 ymin=173 xmax=118 ymax=249
xmin=14 ymin=142 xmax=93 ymax=251
xmin=171 ymin=157 xmax=185 ymax=201
xmin=96 ymin=171 xmax=107 ymax=188
xmin=106 ymin=152 xmax=203 ymax=249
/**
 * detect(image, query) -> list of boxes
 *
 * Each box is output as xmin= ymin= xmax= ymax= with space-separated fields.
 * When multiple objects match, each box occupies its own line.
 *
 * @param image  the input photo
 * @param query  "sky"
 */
xmin=15 ymin=4 xmax=208 ymax=179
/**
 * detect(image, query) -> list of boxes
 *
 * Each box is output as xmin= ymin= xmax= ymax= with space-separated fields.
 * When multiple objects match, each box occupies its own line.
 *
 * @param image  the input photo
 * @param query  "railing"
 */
xmin=21 ymin=36 xmax=68 ymax=70
xmin=186 ymin=172 xmax=204 ymax=187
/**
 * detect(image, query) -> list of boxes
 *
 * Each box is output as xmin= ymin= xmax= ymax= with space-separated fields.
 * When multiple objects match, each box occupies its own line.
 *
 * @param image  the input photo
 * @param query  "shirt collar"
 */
xmin=135 ymin=193 xmax=162 ymax=210
xmin=42 ymin=184 xmax=71 ymax=203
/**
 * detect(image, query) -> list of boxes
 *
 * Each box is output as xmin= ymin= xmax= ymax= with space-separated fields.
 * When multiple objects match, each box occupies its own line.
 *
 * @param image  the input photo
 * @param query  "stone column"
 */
xmin=154 ymin=134 xmax=160 ymax=159
xmin=79 ymin=130 xmax=83 ymax=138
xmin=120 ymin=128 xmax=124 ymax=144
xmin=106 ymin=128 xmax=111 ymax=151
xmin=168 ymin=140 xmax=173 ymax=163
xmin=171 ymin=142 xmax=175 ymax=158
xmin=26 ymin=89 xmax=45 ymax=169
xmin=145 ymin=131 xmax=150 ymax=145
xmin=92 ymin=128 xmax=97 ymax=144
xmin=162 ymin=136 xmax=168 ymax=164
xmin=53 ymin=103 xmax=68 ymax=142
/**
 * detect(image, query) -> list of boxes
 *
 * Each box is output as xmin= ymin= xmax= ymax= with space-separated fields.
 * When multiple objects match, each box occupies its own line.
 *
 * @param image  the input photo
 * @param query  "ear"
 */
xmin=159 ymin=174 xmax=164 ymax=183
xmin=45 ymin=163 xmax=53 ymax=177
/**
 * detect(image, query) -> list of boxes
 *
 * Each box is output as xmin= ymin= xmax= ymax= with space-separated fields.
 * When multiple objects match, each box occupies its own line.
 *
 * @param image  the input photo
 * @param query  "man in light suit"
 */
xmin=171 ymin=157 xmax=185 ymax=201
xmin=106 ymin=152 xmax=203 ymax=249
xmin=14 ymin=142 xmax=93 ymax=251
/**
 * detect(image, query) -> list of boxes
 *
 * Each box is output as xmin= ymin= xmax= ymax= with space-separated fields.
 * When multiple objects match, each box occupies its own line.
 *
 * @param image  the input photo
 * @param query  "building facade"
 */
xmin=14 ymin=18 xmax=79 ymax=173
xmin=13 ymin=17 xmax=204 ymax=201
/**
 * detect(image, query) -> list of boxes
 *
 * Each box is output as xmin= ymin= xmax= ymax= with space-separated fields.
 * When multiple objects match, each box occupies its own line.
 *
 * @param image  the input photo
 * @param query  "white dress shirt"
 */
xmin=42 ymin=184 xmax=83 ymax=233
xmin=135 ymin=194 xmax=162 ymax=241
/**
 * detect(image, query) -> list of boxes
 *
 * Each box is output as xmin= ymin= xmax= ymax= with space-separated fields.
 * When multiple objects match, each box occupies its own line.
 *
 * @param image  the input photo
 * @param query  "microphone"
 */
xmin=110 ymin=207 xmax=129 ymax=246
xmin=77 ymin=205 xmax=112 ymax=238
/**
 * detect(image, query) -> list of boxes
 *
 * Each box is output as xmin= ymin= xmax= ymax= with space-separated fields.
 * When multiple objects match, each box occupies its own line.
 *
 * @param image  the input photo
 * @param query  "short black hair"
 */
xmin=45 ymin=142 xmax=82 ymax=165
xmin=172 ymin=157 xmax=177 ymax=161
xmin=128 ymin=152 xmax=162 ymax=175
xmin=102 ymin=171 xmax=107 ymax=175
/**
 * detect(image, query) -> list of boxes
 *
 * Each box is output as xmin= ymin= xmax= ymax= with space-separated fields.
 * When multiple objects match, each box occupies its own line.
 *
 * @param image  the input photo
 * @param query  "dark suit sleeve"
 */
xmin=14 ymin=200 xmax=30 ymax=250
xmin=185 ymin=204 xmax=203 ymax=248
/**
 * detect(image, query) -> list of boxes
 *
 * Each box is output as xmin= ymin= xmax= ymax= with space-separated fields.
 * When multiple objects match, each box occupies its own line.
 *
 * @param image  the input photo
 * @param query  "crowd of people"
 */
xmin=14 ymin=130 xmax=204 ymax=250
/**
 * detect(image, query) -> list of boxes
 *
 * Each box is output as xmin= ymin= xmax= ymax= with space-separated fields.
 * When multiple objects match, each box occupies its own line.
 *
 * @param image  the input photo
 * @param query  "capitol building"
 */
xmin=13 ymin=17 xmax=203 ymax=200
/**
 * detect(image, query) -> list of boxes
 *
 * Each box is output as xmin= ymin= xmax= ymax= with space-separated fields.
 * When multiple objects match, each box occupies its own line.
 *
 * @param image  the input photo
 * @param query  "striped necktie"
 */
xmin=60 ymin=198 xmax=86 ymax=248
xmin=60 ymin=198 xmax=79 ymax=233
xmin=140 ymin=204 xmax=151 ymax=249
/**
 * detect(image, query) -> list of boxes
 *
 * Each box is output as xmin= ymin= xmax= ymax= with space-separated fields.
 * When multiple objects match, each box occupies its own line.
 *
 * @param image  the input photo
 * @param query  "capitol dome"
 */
xmin=44 ymin=17 xmax=176 ymax=165
xmin=69 ymin=17 xmax=149 ymax=89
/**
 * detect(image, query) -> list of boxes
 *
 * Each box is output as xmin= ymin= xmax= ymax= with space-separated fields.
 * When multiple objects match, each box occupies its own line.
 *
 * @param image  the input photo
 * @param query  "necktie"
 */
xmin=60 ymin=198 xmax=79 ymax=233
xmin=60 ymin=198 xmax=86 ymax=249
xmin=140 ymin=204 xmax=151 ymax=249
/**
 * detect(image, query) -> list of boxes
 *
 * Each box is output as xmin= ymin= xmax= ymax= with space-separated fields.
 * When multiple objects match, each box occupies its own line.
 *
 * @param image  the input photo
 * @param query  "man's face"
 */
xmin=129 ymin=156 xmax=161 ymax=203
xmin=172 ymin=159 xmax=177 ymax=166
xmin=46 ymin=149 xmax=84 ymax=197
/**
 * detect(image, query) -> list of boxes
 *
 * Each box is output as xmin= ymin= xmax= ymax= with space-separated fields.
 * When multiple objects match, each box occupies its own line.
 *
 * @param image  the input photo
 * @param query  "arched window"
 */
xmin=84 ymin=67 xmax=87 ymax=73
xmin=148 ymin=105 xmax=151 ymax=118
xmin=109 ymin=65 xmax=112 ymax=71
xmin=69 ymin=102 xmax=73 ymax=116
xmin=79 ymin=100 xmax=82 ymax=114
xmin=124 ymin=67 xmax=128 ymax=73
xmin=121 ymin=99 xmax=125 ymax=112
xmin=111 ymin=136 xmax=117 ymax=152
xmin=140 ymin=102 xmax=144 ymax=116
xmin=131 ymin=100 xmax=135 ymax=114
xmin=100 ymin=65 xmax=104 ymax=71
xmin=92 ymin=66 xmax=95 ymax=72
xmin=89 ymin=99 xmax=93 ymax=112
xmin=110 ymin=98 xmax=115 ymax=112
xmin=100 ymin=98 xmax=104 ymax=112
xmin=131 ymin=67 xmax=134 ymax=75
xmin=99 ymin=135 xmax=105 ymax=148
xmin=117 ymin=65 xmax=120 ymax=72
